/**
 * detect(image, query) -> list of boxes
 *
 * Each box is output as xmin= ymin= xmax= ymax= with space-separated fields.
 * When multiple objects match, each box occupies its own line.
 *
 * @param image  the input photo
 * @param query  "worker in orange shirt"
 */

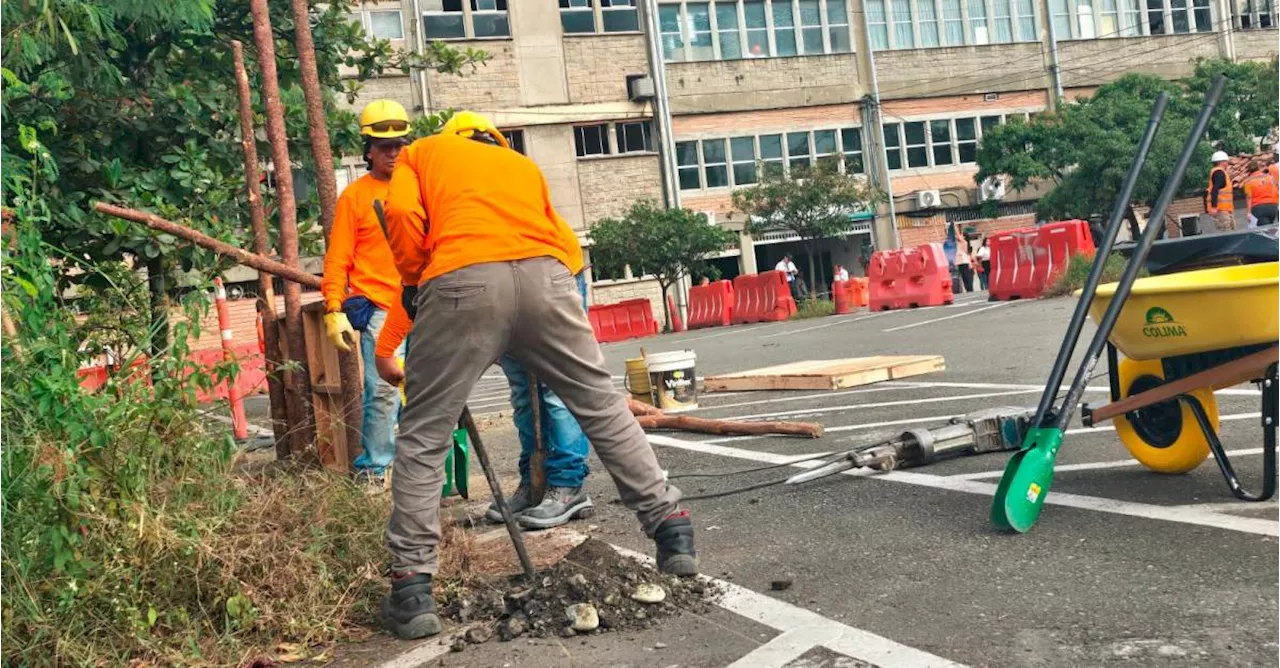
xmin=320 ymin=100 xmax=412 ymax=481
xmin=371 ymin=111 xmax=695 ymax=641
xmin=1204 ymin=150 xmax=1236 ymax=232
xmin=1241 ymin=151 xmax=1279 ymax=227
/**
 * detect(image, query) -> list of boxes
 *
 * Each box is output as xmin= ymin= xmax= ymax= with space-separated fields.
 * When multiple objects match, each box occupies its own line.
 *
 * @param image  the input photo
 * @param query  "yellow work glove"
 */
xmin=323 ymin=311 xmax=356 ymax=353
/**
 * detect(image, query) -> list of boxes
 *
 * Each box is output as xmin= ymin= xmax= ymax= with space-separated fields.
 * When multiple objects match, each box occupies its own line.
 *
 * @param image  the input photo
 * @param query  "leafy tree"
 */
xmin=590 ymin=201 xmax=734 ymax=330
xmin=731 ymin=160 xmax=881 ymax=294
xmin=975 ymin=59 xmax=1279 ymax=223
xmin=1 ymin=0 xmax=484 ymax=351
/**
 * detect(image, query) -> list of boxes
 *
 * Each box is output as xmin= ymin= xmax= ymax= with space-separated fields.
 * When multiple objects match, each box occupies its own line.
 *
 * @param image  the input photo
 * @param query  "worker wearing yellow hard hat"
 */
xmin=320 ymin=98 xmax=413 ymax=482
xmin=372 ymin=109 xmax=695 ymax=640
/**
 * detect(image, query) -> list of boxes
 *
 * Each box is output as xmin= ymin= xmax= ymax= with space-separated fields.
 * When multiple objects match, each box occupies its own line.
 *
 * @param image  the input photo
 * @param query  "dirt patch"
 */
xmin=437 ymin=538 xmax=719 ymax=647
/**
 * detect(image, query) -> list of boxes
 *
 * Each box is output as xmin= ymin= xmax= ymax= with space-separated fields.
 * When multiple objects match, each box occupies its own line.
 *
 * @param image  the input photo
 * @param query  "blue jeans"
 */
xmin=354 ymin=308 xmax=404 ymax=473
xmin=503 ymin=273 xmax=591 ymax=487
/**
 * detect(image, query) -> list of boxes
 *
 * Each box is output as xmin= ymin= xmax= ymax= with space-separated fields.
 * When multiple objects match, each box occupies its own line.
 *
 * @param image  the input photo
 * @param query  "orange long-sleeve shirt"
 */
xmin=320 ymin=174 xmax=402 ymax=312
xmin=374 ymin=134 xmax=584 ymax=357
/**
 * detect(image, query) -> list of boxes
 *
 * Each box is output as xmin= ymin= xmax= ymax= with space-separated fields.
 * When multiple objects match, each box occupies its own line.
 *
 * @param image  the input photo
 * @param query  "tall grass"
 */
xmin=1041 ymin=252 xmax=1135 ymax=298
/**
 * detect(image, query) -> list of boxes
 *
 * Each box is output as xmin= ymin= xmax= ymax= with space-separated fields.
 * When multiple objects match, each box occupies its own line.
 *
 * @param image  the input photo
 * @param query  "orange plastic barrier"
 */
xmin=732 ymin=271 xmax=796 ymax=323
xmin=833 ymin=279 xmax=852 ymax=314
xmin=688 ymin=279 xmax=733 ymax=329
xmin=589 ymin=298 xmax=659 ymax=343
xmin=832 ymin=277 xmax=869 ymax=314
xmin=77 ymin=342 xmax=268 ymax=401
xmin=848 ymin=277 xmax=869 ymax=307
xmin=989 ymin=221 xmax=1095 ymax=301
xmin=868 ymin=250 xmax=906 ymax=311
xmin=667 ymin=293 xmax=686 ymax=332
xmin=901 ymin=242 xmax=954 ymax=308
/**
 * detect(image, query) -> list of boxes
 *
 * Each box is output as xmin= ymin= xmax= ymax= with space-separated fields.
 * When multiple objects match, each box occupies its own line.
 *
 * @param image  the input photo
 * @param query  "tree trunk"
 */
xmin=146 ymin=256 xmax=169 ymax=382
xmin=658 ymin=279 xmax=672 ymax=332
xmin=804 ymin=240 xmax=819 ymax=302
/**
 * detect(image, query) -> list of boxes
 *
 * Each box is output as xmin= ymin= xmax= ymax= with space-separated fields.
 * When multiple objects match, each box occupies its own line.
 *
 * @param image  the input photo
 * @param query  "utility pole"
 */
xmin=1042 ymin=0 xmax=1065 ymax=106
xmin=855 ymin=0 xmax=901 ymax=250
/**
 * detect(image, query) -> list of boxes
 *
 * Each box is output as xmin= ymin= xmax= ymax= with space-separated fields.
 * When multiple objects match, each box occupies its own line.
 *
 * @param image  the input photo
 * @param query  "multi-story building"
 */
xmin=330 ymin=0 xmax=1276 ymax=312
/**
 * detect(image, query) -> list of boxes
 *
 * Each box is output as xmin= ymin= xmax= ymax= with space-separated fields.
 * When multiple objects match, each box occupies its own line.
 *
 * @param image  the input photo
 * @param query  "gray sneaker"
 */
xmin=516 ymin=486 xmax=594 ymax=530
xmin=484 ymin=483 xmax=533 ymax=523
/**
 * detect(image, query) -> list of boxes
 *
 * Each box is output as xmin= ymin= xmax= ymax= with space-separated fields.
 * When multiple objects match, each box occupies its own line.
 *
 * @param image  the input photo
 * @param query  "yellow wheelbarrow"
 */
xmin=1080 ymin=262 xmax=1278 ymax=499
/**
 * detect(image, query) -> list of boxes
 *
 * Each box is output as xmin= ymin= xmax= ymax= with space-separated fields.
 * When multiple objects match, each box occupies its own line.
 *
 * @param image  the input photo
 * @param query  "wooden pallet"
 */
xmin=703 ymin=355 xmax=945 ymax=392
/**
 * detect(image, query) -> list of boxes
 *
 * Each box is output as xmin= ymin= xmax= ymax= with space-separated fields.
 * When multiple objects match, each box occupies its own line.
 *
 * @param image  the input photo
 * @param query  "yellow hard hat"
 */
xmin=360 ymin=99 xmax=411 ymax=139
xmin=439 ymin=110 xmax=509 ymax=149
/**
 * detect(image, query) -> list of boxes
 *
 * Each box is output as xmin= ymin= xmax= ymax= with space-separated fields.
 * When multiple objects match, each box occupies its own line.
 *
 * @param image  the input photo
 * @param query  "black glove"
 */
xmin=401 ymin=284 xmax=419 ymax=321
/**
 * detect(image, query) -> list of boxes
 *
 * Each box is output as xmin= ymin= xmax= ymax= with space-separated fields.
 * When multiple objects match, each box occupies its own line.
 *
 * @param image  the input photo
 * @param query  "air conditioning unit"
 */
xmin=916 ymin=189 xmax=942 ymax=209
xmin=700 ymin=211 xmax=717 ymax=225
xmin=979 ymin=177 xmax=1007 ymax=202
xmin=626 ymin=74 xmax=655 ymax=101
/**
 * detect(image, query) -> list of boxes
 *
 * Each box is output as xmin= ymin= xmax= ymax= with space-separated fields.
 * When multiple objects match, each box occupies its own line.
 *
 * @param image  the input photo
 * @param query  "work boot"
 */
xmin=653 ymin=509 xmax=698 ymax=577
xmin=484 ymin=482 xmax=533 ymax=523
xmin=381 ymin=573 xmax=443 ymax=640
xmin=516 ymin=486 xmax=595 ymax=530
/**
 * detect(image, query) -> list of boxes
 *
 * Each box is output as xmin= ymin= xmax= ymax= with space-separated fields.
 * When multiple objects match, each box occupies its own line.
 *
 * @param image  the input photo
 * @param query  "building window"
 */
xmin=423 ymin=0 xmax=509 ymax=39
xmin=787 ymin=131 xmax=812 ymax=172
xmin=882 ymin=124 xmax=903 ymax=170
xmin=902 ymin=121 xmax=927 ymax=168
xmin=929 ymin=120 xmax=954 ymax=166
xmin=502 ymin=129 xmax=526 ymax=154
xmin=955 ymin=118 xmax=978 ymax=162
xmin=1192 ymin=0 xmax=1212 ymax=28
xmin=1098 ymin=0 xmax=1119 ymax=34
xmin=1016 ymin=0 xmax=1039 ymax=36
xmin=717 ymin=2 xmax=743 ymax=58
xmin=661 ymin=1 xmax=853 ymax=61
xmin=919 ymin=0 xmax=942 ymax=46
xmin=366 ymin=10 xmax=405 ymax=39
xmin=892 ymin=0 xmax=916 ymax=48
xmin=813 ymin=129 xmax=839 ymax=169
xmin=1121 ymin=0 xmax=1144 ymax=32
xmin=993 ymin=0 xmax=1015 ymax=40
xmin=969 ymin=0 xmax=991 ymax=42
xmin=1044 ymin=0 xmax=1216 ymax=37
xmin=677 ymin=141 xmax=701 ymax=189
xmin=560 ymin=0 xmax=596 ymax=33
xmin=575 ymin=124 xmax=611 ymax=157
xmin=942 ymin=0 xmax=966 ymax=44
xmin=760 ymin=134 xmax=785 ymax=176
xmin=616 ymin=121 xmax=653 ymax=153
xmin=423 ymin=0 xmax=466 ymax=39
xmin=867 ymin=0 xmax=891 ymax=48
xmin=702 ymin=138 xmax=730 ymax=187
xmin=602 ymin=0 xmax=641 ymax=31
xmin=1237 ymin=0 xmax=1277 ymax=28
xmin=841 ymin=127 xmax=864 ymax=173
xmin=730 ymin=136 xmax=757 ymax=184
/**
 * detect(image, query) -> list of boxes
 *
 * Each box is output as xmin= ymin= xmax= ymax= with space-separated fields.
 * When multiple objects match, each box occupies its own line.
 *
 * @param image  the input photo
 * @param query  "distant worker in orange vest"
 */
xmin=371 ymin=111 xmax=696 ymax=641
xmin=1204 ymin=150 xmax=1236 ymax=233
xmin=1241 ymin=152 xmax=1279 ymax=227
xmin=320 ymin=99 xmax=412 ymax=483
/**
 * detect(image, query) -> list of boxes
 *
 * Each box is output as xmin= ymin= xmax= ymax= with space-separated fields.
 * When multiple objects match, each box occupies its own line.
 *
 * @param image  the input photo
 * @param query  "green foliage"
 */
xmin=732 ymin=159 xmax=881 ymax=292
xmin=1 ymin=0 xmax=485 ymax=296
xmin=792 ymin=298 xmax=836 ymax=319
xmin=975 ymin=59 xmax=1280 ymax=222
xmin=590 ymin=201 xmax=734 ymax=329
xmin=1041 ymin=251 xmax=1138 ymax=298
xmin=2 ymin=154 xmax=389 ymax=665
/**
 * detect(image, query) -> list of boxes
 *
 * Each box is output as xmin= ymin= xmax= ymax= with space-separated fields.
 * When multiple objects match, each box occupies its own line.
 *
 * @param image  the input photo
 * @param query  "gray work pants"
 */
xmin=386 ymin=257 xmax=681 ymax=574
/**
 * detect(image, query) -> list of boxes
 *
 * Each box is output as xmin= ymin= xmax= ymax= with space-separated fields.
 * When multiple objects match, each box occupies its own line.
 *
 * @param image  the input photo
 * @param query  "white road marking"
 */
xmin=609 ymin=540 xmax=966 ymax=668
xmin=757 ymin=312 xmax=889 ymax=339
xmin=729 ymin=389 xmax=1038 ymax=422
xmin=373 ymin=638 xmax=456 ymax=668
xmin=1063 ymin=412 xmax=1261 ymax=436
xmin=1176 ymin=499 xmax=1278 ymax=512
xmin=647 ymin=435 xmax=1279 ymax=537
xmin=882 ymin=302 xmax=1009 ymax=333
xmin=883 ymin=380 xmax=1262 ymax=396
xmin=950 ymin=444 xmax=1266 ymax=480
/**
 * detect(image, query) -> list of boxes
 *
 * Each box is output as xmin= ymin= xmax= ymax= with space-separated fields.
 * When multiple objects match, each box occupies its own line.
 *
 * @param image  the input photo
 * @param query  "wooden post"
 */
xmin=247 ymin=0 xmax=315 ymax=453
xmin=232 ymin=40 xmax=293 ymax=455
xmin=287 ymin=5 xmax=364 ymax=465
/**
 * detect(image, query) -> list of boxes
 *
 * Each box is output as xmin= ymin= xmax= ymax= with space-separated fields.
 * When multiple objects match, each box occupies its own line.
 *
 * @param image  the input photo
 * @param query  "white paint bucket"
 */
xmin=647 ymin=349 xmax=698 ymax=412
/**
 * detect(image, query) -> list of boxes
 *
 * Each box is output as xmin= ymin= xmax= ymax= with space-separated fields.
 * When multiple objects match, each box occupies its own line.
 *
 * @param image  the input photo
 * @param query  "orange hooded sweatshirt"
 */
xmin=320 ymin=174 xmax=402 ymax=313
xmin=374 ymin=134 xmax=583 ymax=357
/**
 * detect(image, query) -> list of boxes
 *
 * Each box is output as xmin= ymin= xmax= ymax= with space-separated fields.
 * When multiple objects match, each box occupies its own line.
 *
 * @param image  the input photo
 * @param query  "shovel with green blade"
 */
xmin=992 ymin=75 xmax=1228 ymax=533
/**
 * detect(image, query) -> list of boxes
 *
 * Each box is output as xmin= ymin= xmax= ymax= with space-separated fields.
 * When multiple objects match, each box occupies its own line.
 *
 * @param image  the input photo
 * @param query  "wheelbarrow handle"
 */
xmin=1031 ymin=92 xmax=1169 ymax=427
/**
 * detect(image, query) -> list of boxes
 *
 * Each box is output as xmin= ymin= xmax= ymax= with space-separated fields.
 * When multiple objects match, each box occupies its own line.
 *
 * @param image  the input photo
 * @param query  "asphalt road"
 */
xmin=240 ymin=291 xmax=1279 ymax=667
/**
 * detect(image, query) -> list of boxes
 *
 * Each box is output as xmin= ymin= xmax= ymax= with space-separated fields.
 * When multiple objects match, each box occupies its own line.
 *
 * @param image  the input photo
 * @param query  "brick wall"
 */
xmin=562 ymin=34 xmax=650 ymax=104
xmin=673 ymin=103 xmax=862 ymax=136
xmin=896 ymin=213 xmax=1037 ymax=247
xmin=591 ymin=277 xmax=667 ymax=326
xmin=425 ymin=40 xmax=522 ymax=111
xmin=178 ymin=291 xmax=325 ymax=352
xmin=875 ymin=43 xmax=1046 ymax=100
xmin=666 ymin=54 xmax=863 ymax=115
xmin=341 ymin=75 xmax=416 ymax=115
xmin=1059 ymin=35 xmax=1221 ymax=87
xmin=1235 ymin=28 xmax=1280 ymax=61
xmin=881 ymin=90 xmax=1046 ymax=117
xmin=578 ymin=153 xmax=664 ymax=226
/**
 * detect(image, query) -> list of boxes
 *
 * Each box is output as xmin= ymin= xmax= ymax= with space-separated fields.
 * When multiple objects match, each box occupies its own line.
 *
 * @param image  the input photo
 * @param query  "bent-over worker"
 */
xmin=320 ymin=99 xmax=412 ymax=480
xmin=371 ymin=111 xmax=697 ymax=641
xmin=1241 ymin=153 xmax=1279 ymax=227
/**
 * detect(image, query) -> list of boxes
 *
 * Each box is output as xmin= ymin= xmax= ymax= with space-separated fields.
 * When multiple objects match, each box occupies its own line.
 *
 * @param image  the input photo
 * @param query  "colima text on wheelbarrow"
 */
xmin=1142 ymin=307 xmax=1188 ymax=338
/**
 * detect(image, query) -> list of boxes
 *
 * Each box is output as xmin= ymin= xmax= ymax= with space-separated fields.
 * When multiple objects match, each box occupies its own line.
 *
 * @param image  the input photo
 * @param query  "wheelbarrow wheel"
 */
xmin=1114 ymin=358 xmax=1218 ymax=474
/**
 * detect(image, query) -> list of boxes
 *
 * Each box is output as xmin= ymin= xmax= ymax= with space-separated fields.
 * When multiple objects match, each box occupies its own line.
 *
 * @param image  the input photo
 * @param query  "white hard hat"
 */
xmin=1210 ymin=150 xmax=1230 ymax=163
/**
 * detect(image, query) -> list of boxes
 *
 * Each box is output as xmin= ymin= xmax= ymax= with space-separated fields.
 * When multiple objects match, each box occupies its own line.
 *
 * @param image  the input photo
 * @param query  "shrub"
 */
xmin=793 ymin=298 xmax=836 ymax=319
xmin=1041 ymin=251 xmax=1134 ymax=298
